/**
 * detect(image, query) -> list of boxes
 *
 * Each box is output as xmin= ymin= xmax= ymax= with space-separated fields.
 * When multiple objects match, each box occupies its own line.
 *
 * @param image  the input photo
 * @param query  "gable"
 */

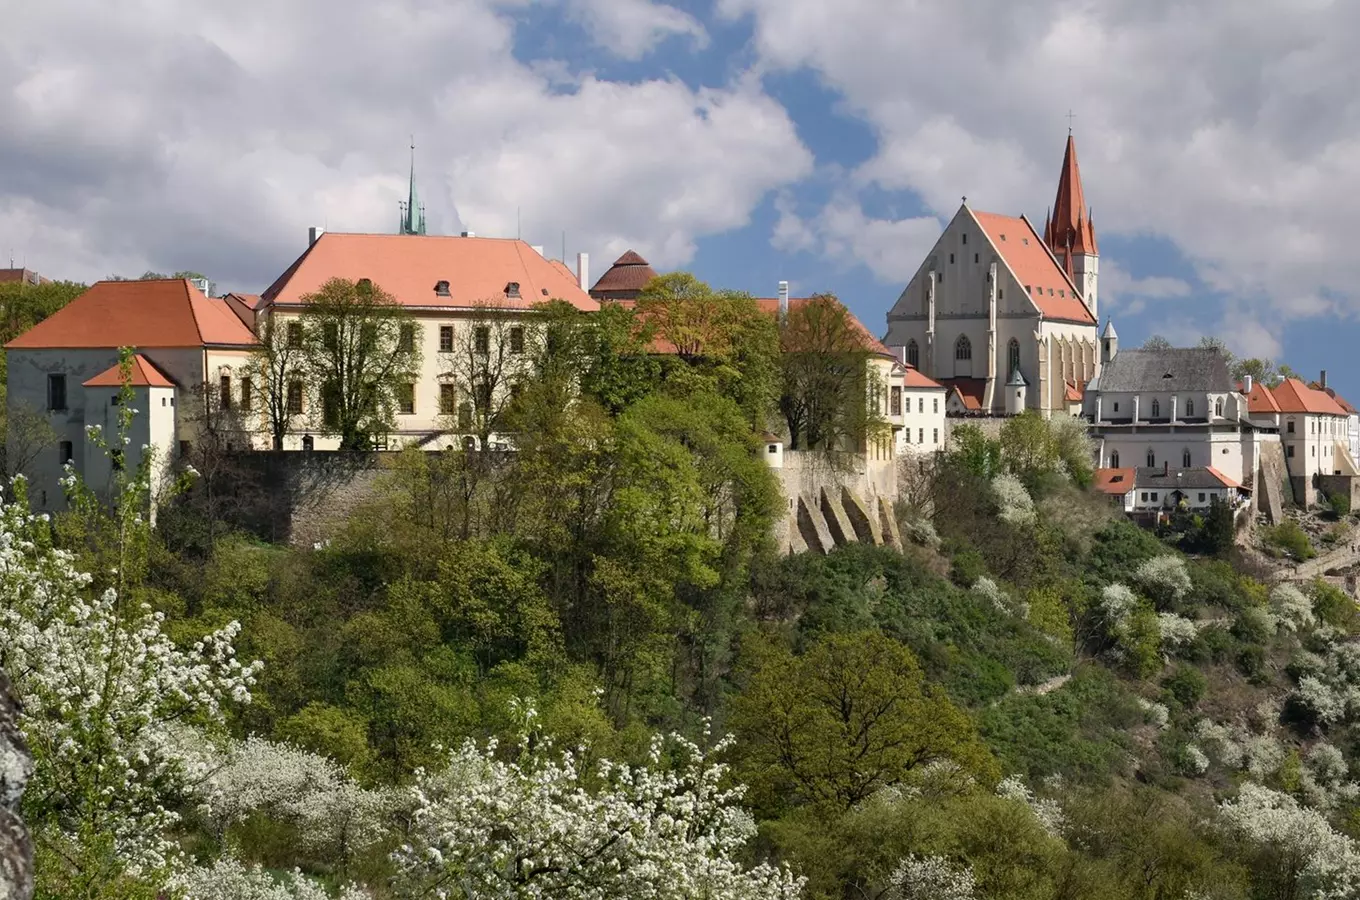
xmin=970 ymin=211 xmax=1094 ymax=324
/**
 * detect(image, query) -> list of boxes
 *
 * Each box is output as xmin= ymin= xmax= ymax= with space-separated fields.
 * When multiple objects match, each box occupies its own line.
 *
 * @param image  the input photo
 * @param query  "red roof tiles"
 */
xmin=590 ymin=250 xmax=659 ymax=300
xmin=261 ymin=233 xmax=598 ymax=312
xmin=1044 ymin=134 xmax=1098 ymax=261
xmin=902 ymin=365 xmax=945 ymax=389
xmin=1243 ymin=379 xmax=1281 ymax=415
xmin=941 ymin=377 xmax=987 ymax=411
xmin=82 ymin=354 xmax=175 ymax=388
xmin=1270 ymin=378 xmax=1348 ymax=416
xmin=753 ymin=297 xmax=896 ymax=359
xmin=6 ymin=279 xmax=257 ymax=349
xmin=1094 ymin=467 xmax=1136 ymax=496
xmin=971 ymin=211 xmax=1095 ymax=324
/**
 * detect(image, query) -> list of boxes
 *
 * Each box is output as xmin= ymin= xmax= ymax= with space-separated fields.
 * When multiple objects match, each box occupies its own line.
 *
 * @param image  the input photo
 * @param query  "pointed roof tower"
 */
xmin=399 ymin=139 xmax=427 ymax=236
xmin=1043 ymin=134 xmax=1097 ymax=279
xmin=589 ymin=250 xmax=659 ymax=303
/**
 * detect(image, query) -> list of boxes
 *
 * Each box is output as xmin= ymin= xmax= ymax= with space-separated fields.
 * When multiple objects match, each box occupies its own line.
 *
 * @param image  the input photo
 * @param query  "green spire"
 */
xmin=400 ymin=139 xmax=426 ymax=235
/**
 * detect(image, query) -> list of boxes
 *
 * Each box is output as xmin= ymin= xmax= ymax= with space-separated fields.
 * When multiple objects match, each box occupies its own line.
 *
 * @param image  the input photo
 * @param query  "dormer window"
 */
xmin=505 ymin=282 xmax=521 ymax=298
xmin=434 ymin=280 xmax=450 ymax=296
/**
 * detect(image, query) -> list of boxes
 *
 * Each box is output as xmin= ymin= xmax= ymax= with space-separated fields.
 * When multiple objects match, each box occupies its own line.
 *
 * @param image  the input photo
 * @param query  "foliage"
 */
xmin=248 ymin=312 xmax=309 ymax=450
xmin=1261 ymin=520 xmax=1316 ymax=561
xmin=394 ymin=709 xmax=804 ymax=900
xmin=777 ymin=293 xmax=884 ymax=452
xmin=1328 ymin=491 xmax=1352 ymax=519
xmin=730 ymin=631 xmax=998 ymax=814
xmin=296 ymin=277 xmax=422 ymax=450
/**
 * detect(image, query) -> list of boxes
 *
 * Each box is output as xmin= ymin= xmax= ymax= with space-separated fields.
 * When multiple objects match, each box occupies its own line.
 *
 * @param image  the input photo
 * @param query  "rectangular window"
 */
xmin=510 ymin=326 xmax=525 ymax=354
xmin=47 ymin=374 xmax=67 ymax=411
xmin=219 ymin=375 xmax=232 ymax=410
xmin=286 ymin=381 xmax=304 ymax=415
xmin=179 ymin=440 xmax=190 ymax=458
xmin=949 ymin=253 xmax=954 ymax=264
xmin=440 ymin=325 xmax=454 ymax=352
xmin=457 ymin=402 xmax=473 ymax=430
xmin=918 ymin=428 xmax=924 ymax=444
xmin=475 ymin=326 xmax=490 ymax=355
xmin=323 ymin=323 xmax=338 ymax=351
xmin=933 ymin=397 xmax=939 ymax=413
xmin=918 ymin=398 xmax=924 ymax=413
xmin=58 ymin=441 xmax=73 ymax=465
xmin=890 ymin=386 xmax=902 ymax=416
xmin=286 ymin=321 xmax=303 ymax=347
xmin=397 ymin=383 xmax=415 ymax=415
xmin=1141 ymin=492 xmax=1148 ymax=502
xmin=1287 ymin=445 xmax=1295 ymax=458
xmin=933 ymin=428 xmax=939 ymax=444
xmin=962 ymin=233 xmax=967 ymax=244
xmin=1113 ymin=402 xmax=1120 ymax=412
xmin=1198 ymin=493 xmax=1206 ymax=502
xmin=360 ymin=323 xmax=377 ymax=348
xmin=974 ymin=253 xmax=979 ymax=264
xmin=240 ymin=377 xmax=253 ymax=412
xmin=475 ymin=380 xmax=492 ymax=412
xmin=1150 ymin=492 xmax=1158 ymax=502
xmin=439 ymin=384 xmax=456 ymax=416
xmin=905 ymin=429 xmax=912 ymax=444
xmin=399 ymin=324 xmax=415 ymax=353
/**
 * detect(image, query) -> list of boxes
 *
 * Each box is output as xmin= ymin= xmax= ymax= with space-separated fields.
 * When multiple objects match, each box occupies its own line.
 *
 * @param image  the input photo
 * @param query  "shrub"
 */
xmin=949 ymin=550 xmax=986 ymax=588
xmin=1329 ymin=491 xmax=1352 ymax=520
xmin=1261 ymin=520 xmax=1316 ymax=561
xmin=1162 ymin=666 xmax=1208 ymax=709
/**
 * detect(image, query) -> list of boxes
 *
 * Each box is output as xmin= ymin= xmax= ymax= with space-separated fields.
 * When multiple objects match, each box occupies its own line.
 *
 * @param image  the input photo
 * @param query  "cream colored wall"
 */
xmin=899 ymin=387 xmax=947 ymax=453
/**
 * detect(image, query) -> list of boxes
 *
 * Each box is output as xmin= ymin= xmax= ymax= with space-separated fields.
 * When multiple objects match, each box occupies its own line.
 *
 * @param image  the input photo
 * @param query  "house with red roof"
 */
xmin=885 ymin=135 xmax=1100 ymax=416
xmin=1307 ymin=370 xmax=1360 ymax=471
xmin=4 ymin=278 xmax=259 ymax=513
xmin=1094 ymin=465 xmax=1249 ymax=516
xmin=1246 ymin=375 xmax=1358 ymax=505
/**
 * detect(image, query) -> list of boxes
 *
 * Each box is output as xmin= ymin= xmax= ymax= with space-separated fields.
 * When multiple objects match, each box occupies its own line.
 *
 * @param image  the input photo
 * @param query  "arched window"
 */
xmin=1215 ymin=397 xmax=1224 ymax=417
xmin=1110 ymin=450 xmax=1120 ymax=468
xmin=955 ymin=335 xmax=972 ymax=361
xmin=1147 ymin=449 xmax=1156 ymax=468
xmin=1151 ymin=398 xmax=1161 ymax=418
xmin=1007 ymin=338 xmax=1020 ymax=376
xmin=1182 ymin=448 xmax=1192 ymax=468
xmin=906 ymin=339 xmax=919 ymax=368
xmin=1185 ymin=398 xmax=1194 ymax=418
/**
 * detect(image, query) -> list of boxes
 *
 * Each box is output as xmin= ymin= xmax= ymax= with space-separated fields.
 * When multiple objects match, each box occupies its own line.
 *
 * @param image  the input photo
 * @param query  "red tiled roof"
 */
xmin=903 ymin=365 xmax=945 ymax=389
xmin=261 ymin=233 xmax=598 ymax=312
xmin=1242 ymin=379 xmax=1281 ymax=414
xmin=82 ymin=354 xmax=175 ymax=388
xmin=6 ymin=279 xmax=257 ymax=349
xmin=1270 ymin=378 xmax=1348 ymax=416
xmin=223 ymin=292 xmax=262 ymax=310
xmin=941 ymin=377 xmax=986 ymax=411
xmin=971 ymin=210 xmax=1095 ymax=324
xmin=0 ymin=268 xmax=48 ymax=285
xmin=1044 ymin=134 xmax=1098 ymax=258
xmin=1204 ymin=466 xmax=1241 ymax=489
xmin=1064 ymin=381 xmax=1084 ymax=402
xmin=1312 ymin=384 xmax=1357 ymax=415
xmin=590 ymin=250 xmax=659 ymax=298
xmin=1094 ymin=467 xmax=1136 ymax=496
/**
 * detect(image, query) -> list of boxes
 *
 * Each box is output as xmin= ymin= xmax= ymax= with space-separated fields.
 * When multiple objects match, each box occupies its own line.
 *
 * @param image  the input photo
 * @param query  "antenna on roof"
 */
xmin=517 ymin=207 xmax=521 ymax=241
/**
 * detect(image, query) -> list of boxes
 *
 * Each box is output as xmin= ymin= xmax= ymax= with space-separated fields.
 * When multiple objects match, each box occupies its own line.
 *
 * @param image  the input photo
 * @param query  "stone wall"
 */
xmin=776 ymin=451 xmax=900 ymax=554
xmin=0 ymin=670 xmax=33 ymax=900
xmin=1318 ymin=474 xmax=1360 ymax=510
xmin=1256 ymin=440 xmax=1288 ymax=522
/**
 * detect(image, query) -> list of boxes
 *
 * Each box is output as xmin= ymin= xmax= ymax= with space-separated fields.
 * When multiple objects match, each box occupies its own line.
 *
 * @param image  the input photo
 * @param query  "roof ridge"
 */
xmin=183 ymin=279 xmax=206 ymax=344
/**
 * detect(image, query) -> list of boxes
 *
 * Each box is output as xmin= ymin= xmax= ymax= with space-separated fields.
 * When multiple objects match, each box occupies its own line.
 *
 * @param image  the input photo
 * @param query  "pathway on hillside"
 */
xmin=1280 ymin=539 xmax=1360 ymax=582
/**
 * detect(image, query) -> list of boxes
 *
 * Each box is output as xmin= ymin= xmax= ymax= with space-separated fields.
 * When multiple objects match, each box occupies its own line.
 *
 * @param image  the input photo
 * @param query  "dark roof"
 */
xmin=1132 ymin=466 xmax=1244 ymax=490
xmin=590 ymin=250 xmax=658 ymax=298
xmin=1097 ymin=348 xmax=1233 ymax=393
xmin=0 ymin=268 xmax=47 ymax=285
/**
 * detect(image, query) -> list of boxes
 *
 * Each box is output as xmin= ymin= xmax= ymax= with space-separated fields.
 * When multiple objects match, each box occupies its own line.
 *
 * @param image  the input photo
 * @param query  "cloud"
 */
xmin=1100 ymin=259 xmax=1192 ymax=316
xmin=721 ymin=0 xmax=1360 ymax=318
xmin=0 ymin=0 xmax=805 ymax=290
xmin=773 ymin=193 xmax=941 ymax=283
xmin=561 ymin=0 xmax=709 ymax=59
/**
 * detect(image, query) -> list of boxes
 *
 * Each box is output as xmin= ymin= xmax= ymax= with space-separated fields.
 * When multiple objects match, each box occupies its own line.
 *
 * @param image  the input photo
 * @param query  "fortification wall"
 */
xmin=775 ymin=451 xmax=900 ymax=554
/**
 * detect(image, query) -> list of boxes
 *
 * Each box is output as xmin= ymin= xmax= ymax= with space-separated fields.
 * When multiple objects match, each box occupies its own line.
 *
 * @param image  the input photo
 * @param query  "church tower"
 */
xmin=1043 ymin=134 xmax=1098 ymax=319
xmin=398 ymin=141 xmax=427 ymax=236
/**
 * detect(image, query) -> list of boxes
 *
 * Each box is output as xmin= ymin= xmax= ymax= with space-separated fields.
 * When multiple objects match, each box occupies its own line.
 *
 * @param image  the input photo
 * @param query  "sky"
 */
xmin=3 ymin=0 xmax=1357 ymax=395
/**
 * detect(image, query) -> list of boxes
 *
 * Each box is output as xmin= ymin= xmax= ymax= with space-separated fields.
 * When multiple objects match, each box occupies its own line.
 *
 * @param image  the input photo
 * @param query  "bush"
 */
xmin=949 ymin=549 xmax=986 ymax=588
xmin=1261 ymin=520 xmax=1316 ymax=561
xmin=1328 ymin=491 xmax=1352 ymax=519
xmin=1162 ymin=666 xmax=1208 ymax=709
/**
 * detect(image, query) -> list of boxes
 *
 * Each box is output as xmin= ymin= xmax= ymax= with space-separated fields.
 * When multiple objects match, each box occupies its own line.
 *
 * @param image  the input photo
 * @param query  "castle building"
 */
xmin=885 ymin=135 xmax=1100 ymax=415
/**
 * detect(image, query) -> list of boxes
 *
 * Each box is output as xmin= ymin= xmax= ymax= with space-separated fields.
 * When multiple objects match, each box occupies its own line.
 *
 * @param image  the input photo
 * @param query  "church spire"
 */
xmin=1043 ymin=133 xmax=1097 ymax=266
xmin=399 ymin=139 xmax=427 ymax=236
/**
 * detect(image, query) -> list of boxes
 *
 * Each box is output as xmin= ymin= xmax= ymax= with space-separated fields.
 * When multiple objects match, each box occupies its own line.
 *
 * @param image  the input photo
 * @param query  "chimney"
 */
xmin=1245 ymin=374 xmax=1254 ymax=395
xmin=577 ymin=252 xmax=590 ymax=291
xmin=461 ymin=231 xmax=476 ymax=238
xmin=530 ymin=245 xmax=544 ymax=257
xmin=1163 ymin=460 xmax=1169 ymax=476
xmin=1321 ymin=370 xmax=1328 ymax=390
xmin=778 ymin=280 xmax=790 ymax=315
xmin=308 ymin=226 xmax=325 ymax=247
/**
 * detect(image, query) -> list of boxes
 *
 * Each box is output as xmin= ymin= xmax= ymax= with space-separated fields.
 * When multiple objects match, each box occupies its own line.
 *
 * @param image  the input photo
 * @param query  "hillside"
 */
xmin=6 ymin=324 xmax=1360 ymax=899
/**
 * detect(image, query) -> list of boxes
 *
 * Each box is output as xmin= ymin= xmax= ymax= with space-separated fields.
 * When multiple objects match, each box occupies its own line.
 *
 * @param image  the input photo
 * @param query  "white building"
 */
xmin=884 ymin=135 xmax=1100 ymax=415
xmin=1309 ymin=371 xmax=1360 ymax=471
xmin=1246 ymin=377 xmax=1357 ymax=505
xmin=4 ymin=278 xmax=259 ymax=513
xmin=1081 ymin=338 xmax=1267 ymax=489
xmin=1095 ymin=465 xmax=1249 ymax=514
xmin=897 ymin=366 xmax=948 ymax=454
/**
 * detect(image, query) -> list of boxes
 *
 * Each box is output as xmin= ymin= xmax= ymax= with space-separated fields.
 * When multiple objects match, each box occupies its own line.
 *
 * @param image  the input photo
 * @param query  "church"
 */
xmin=884 ymin=135 xmax=1101 ymax=416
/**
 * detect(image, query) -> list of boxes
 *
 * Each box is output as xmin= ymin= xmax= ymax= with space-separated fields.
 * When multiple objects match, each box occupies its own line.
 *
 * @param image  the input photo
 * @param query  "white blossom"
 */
xmin=888 ymin=854 xmax=976 ymax=900
xmin=1270 ymin=584 xmax=1317 ymax=633
xmin=1181 ymin=744 xmax=1209 ymax=775
xmin=0 ymin=494 xmax=261 ymax=874
xmin=1100 ymin=584 xmax=1139 ymax=627
xmin=169 ymin=856 xmax=371 ymax=900
xmin=1134 ymin=555 xmax=1192 ymax=606
xmin=971 ymin=577 xmax=1009 ymax=615
xmin=1219 ymin=783 xmax=1360 ymax=899
xmin=393 ymin=722 xmax=803 ymax=900
xmin=991 ymin=473 xmax=1036 ymax=527
xmin=1156 ymin=613 xmax=1200 ymax=649
xmin=996 ymin=775 xmax=1065 ymax=837
xmin=1137 ymin=698 xmax=1170 ymax=730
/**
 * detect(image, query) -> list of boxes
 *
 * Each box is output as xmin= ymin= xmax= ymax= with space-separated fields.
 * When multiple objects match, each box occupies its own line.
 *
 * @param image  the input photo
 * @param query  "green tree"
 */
xmin=778 ymin=293 xmax=884 ymax=452
xmin=297 ymin=277 xmax=421 ymax=450
xmin=731 ymin=631 xmax=999 ymax=814
xmin=248 ymin=312 xmax=307 ymax=450
xmin=1143 ymin=334 xmax=1172 ymax=351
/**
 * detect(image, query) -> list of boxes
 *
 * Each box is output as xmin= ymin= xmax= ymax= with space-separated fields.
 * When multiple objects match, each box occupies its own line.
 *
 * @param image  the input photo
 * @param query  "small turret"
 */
xmin=1101 ymin=318 xmax=1118 ymax=364
xmin=1005 ymin=366 xmax=1028 ymax=416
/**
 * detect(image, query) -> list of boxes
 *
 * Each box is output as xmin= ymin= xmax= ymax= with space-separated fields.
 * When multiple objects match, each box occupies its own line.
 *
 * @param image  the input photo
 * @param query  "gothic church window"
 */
xmin=1186 ymin=398 xmax=1194 ymax=418
xmin=1110 ymin=450 xmax=1120 ymax=467
xmin=1007 ymin=339 xmax=1020 ymax=376
xmin=1147 ymin=449 xmax=1156 ymax=467
xmin=955 ymin=336 xmax=972 ymax=361
xmin=1151 ymin=399 xmax=1160 ymax=418
xmin=1215 ymin=397 xmax=1225 ymax=417
xmin=1182 ymin=448 xmax=1191 ymax=467
xmin=906 ymin=340 xmax=919 ymax=368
